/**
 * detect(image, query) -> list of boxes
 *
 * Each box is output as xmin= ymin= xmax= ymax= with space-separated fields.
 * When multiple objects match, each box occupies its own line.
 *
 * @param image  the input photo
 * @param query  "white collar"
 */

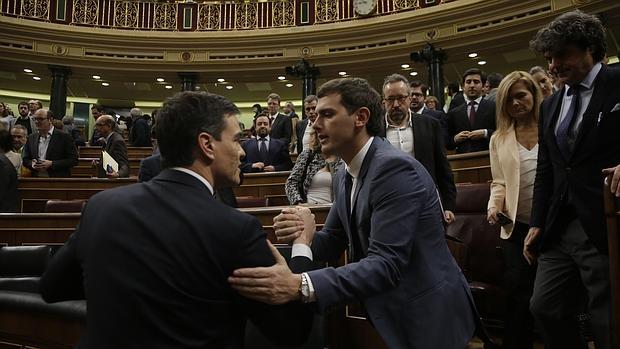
xmin=579 ymin=62 xmax=602 ymax=91
xmin=345 ymin=136 xmax=374 ymax=179
xmin=40 ymin=125 xmax=54 ymax=138
xmin=170 ymin=167 xmax=214 ymax=195
xmin=384 ymin=110 xmax=412 ymax=129
xmin=464 ymin=95 xmax=483 ymax=105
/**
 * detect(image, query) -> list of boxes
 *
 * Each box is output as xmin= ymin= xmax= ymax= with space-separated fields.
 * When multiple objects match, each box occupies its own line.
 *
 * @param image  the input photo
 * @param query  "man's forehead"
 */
xmin=465 ymin=74 xmax=481 ymax=81
xmin=383 ymin=81 xmax=408 ymax=94
xmin=317 ymin=93 xmax=342 ymax=110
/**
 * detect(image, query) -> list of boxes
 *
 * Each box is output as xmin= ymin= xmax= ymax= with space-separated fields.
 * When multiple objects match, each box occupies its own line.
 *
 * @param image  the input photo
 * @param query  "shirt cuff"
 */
xmin=484 ymin=129 xmax=489 ymax=138
xmin=291 ymin=243 xmax=313 ymax=260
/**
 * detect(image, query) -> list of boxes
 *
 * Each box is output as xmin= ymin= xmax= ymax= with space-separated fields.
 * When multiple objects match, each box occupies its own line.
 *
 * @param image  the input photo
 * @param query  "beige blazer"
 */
xmin=487 ymin=127 xmax=523 ymax=239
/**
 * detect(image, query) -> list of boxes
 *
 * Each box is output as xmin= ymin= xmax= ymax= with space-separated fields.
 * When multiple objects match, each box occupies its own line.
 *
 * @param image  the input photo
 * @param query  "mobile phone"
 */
xmin=35 ymin=159 xmax=43 ymax=164
xmin=496 ymin=212 xmax=513 ymax=226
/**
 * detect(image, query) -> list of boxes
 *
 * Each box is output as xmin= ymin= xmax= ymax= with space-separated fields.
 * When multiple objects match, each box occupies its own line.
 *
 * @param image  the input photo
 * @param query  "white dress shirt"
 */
xmin=554 ymin=62 xmax=601 ymax=136
xmin=38 ymin=126 xmax=54 ymax=161
xmin=385 ymin=112 xmax=414 ymax=156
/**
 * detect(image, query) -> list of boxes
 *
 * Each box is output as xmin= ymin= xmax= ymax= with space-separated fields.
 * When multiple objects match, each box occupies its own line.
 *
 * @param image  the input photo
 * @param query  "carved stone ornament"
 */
xmin=425 ymin=29 xmax=439 ymax=41
xmin=51 ymin=44 xmax=68 ymax=56
xmin=300 ymin=46 xmax=313 ymax=58
xmin=180 ymin=51 xmax=193 ymax=63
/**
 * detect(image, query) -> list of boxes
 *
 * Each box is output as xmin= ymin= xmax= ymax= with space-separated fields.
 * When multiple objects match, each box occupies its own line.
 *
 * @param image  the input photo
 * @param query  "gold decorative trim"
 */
xmin=180 ymin=51 xmax=193 ymax=63
xmin=300 ymin=46 xmax=313 ymax=57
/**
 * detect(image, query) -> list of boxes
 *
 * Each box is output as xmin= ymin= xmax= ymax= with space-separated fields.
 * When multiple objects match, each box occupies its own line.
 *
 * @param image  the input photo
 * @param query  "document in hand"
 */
xmin=102 ymin=150 xmax=118 ymax=173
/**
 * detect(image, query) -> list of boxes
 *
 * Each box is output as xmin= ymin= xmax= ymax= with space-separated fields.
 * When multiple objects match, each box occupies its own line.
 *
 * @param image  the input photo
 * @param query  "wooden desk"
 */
xmin=0 ymin=204 xmax=332 ymax=246
xmin=78 ymin=146 xmax=153 ymax=159
xmin=447 ymin=150 xmax=491 ymax=183
xmin=72 ymin=158 xmax=142 ymax=177
xmin=18 ymin=178 xmax=137 ymax=213
xmin=242 ymin=171 xmax=290 ymax=185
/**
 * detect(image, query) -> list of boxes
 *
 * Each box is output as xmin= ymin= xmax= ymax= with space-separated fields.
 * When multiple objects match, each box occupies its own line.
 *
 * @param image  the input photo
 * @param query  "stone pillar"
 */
xmin=48 ymin=65 xmax=72 ymax=119
xmin=410 ymin=43 xmax=447 ymax=107
xmin=285 ymin=59 xmax=320 ymax=111
xmin=178 ymin=73 xmax=199 ymax=91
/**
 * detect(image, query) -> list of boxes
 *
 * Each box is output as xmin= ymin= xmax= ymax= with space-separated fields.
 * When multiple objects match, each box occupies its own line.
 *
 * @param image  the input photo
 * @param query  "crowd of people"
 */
xmin=1 ymin=8 xmax=620 ymax=349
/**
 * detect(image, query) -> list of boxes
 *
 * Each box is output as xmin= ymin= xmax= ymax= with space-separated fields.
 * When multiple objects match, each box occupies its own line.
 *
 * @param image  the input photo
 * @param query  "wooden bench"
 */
xmin=18 ymin=178 xmax=138 ymax=213
xmin=78 ymin=146 xmax=153 ymax=159
xmin=448 ymin=150 xmax=491 ymax=184
xmin=71 ymin=158 xmax=143 ymax=178
xmin=0 ymin=204 xmax=332 ymax=247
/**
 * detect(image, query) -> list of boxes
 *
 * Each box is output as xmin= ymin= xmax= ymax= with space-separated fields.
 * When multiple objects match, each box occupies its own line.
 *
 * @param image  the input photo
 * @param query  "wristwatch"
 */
xmin=299 ymin=273 xmax=311 ymax=303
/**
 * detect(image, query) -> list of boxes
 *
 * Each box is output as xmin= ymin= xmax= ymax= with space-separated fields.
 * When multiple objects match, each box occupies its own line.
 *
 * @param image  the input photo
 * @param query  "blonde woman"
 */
xmin=487 ymin=71 xmax=542 ymax=349
xmin=285 ymin=127 xmax=342 ymax=205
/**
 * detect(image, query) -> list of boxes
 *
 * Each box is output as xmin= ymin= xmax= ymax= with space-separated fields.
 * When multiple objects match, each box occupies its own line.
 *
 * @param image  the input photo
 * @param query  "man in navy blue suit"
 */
xmin=229 ymin=78 xmax=478 ymax=348
xmin=240 ymin=113 xmax=292 ymax=173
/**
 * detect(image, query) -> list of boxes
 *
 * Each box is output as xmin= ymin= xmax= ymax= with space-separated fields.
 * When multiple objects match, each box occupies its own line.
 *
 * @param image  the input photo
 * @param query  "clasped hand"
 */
xmin=227 ymin=207 xmax=316 ymax=304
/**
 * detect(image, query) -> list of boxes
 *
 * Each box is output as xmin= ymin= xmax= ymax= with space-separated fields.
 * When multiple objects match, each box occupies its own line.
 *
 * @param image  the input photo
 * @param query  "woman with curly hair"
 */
xmin=285 ymin=127 xmax=342 ymax=204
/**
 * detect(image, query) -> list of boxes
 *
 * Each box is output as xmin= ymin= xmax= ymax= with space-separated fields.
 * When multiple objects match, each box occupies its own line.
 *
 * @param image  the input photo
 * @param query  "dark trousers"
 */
xmin=501 ymin=221 xmax=536 ymax=349
xmin=530 ymin=219 xmax=611 ymax=349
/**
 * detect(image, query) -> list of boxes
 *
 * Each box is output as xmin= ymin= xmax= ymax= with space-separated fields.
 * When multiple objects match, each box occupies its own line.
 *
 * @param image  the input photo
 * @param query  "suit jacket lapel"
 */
xmin=351 ymin=138 xmax=378 ymax=216
xmin=411 ymin=115 xmax=425 ymax=159
xmin=545 ymin=88 xmax=565 ymax=162
xmin=572 ymin=65 xmax=608 ymax=161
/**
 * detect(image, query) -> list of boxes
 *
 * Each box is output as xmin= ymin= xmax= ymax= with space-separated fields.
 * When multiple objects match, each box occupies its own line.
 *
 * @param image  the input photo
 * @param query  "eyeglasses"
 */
xmin=383 ymin=95 xmax=409 ymax=105
xmin=33 ymin=117 xmax=48 ymax=122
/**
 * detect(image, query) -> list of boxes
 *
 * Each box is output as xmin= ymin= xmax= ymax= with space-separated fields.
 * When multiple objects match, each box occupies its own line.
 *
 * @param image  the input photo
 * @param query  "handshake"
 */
xmin=273 ymin=206 xmax=316 ymax=246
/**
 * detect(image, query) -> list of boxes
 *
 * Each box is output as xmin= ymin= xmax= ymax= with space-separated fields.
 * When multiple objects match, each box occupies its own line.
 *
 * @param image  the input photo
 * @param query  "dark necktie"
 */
xmin=468 ymin=101 xmax=477 ymax=125
xmin=258 ymin=138 xmax=268 ymax=163
xmin=344 ymin=171 xmax=363 ymax=262
xmin=556 ymin=85 xmax=581 ymax=160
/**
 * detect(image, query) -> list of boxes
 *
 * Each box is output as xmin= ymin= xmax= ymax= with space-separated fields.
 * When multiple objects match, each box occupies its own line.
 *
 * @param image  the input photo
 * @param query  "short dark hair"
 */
xmin=530 ymin=10 xmax=606 ymax=62
xmin=254 ymin=112 xmax=272 ymax=125
xmin=462 ymin=68 xmax=487 ymax=84
xmin=447 ymin=82 xmax=460 ymax=94
xmin=91 ymin=104 xmax=104 ymax=112
xmin=486 ymin=73 xmax=504 ymax=89
xmin=18 ymin=101 xmax=29 ymax=108
xmin=304 ymin=95 xmax=318 ymax=104
xmin=409 ymin=80 xmax=428 ymax=96
xmin=0 ymin=129 xmax=13 ymax=152
xmin=267 ymin=93 xmax=281 ymax=103
xmin=156 ymin=91 xmax=239 ymax=169
xmin=317 ymin=78 xmax=384 ymax=136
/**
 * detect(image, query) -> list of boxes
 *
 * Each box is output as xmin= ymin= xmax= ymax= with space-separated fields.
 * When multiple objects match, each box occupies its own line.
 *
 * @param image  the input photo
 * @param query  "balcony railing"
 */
xmin=0 ymin=0 xmax=455 ymax=31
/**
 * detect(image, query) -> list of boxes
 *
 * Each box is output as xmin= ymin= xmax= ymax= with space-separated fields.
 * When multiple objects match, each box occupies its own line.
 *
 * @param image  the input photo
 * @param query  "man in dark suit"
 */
xmin=241 ymin=114 xmax=293 ymax=173
xmin=266 ymin=93 xmax=292 ymax=145
xmin=40 ymin=91 xmax=312 ymax=348
xmin=139 ymin=153 xmax=239 ymax=208
xmin=295 ymin=95 xmax=318 ymax=154
xmin=93 ymin=115 xmax=129 ymax=178
xmin=409 ymin=80 xmax=450 ymax=146
xmin=447 ymin=68 xmax=496 ymax=153
xmin=380 ymin=74 xmax=456 ymax=224
xmin=229 ymin=78 xmax=477 ymax=348
xmin=0 ymin=153 xmax=18 ymax=212
xmin=525 ymin=10 xmax=620 ymax=349
xmin=22 ymin=109 xmax=78 ymax=177
xmin=447 ymin=82 xmax=465 ymax=111
xmin=129 ymin=107 xmax=152 ymax=147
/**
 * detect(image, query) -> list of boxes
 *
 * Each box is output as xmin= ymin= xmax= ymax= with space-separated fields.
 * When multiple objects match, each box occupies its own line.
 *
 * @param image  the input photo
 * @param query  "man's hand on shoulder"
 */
xmin=228 ymin=241 xmax=301 ymax=304
xmin=603 ymin=165 xmax=620 ymax=197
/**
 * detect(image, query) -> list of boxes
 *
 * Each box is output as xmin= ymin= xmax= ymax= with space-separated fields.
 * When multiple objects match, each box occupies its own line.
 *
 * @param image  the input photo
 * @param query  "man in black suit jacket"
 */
xmin=409 ymin=80 xmax=450 ymax=147
xmin=0 ymin=153 xmax=18 ymax=212
xmin=525 ymin=11 xmax=620 ymax=349
xmin=241 ymin=114 xmax=293 ymax=173
xmin=447 ymin=68 xmax=496 ymax=153
xmin=129 ymin=108 xmax=152 ymax=147
xmin=266 ymin=93 xmax=292 ymax=145
xmin=93 ymin=115 xmax=129 ymax=178
xmin=22 ymin=109 xmax=78 ymax=177
xmin=40 ymin=91 xmax=312 ymax=348
xmin=139 ymin=153 xmax=239 ymax=208
xmin=295 ymin=95 xmax=318 ymax=154
xmin=381 ymin=74 xmax=456 ymax=224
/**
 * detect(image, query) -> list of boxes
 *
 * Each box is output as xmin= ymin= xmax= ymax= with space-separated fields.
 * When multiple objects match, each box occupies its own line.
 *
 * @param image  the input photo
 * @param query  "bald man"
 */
xmin=93 ymin=115 xmax=129 ymax=178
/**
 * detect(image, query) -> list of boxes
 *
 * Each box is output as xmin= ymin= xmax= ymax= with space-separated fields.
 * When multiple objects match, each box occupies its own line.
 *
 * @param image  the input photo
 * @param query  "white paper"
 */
xmin=102 ymin=150 xmax=118 ymax=173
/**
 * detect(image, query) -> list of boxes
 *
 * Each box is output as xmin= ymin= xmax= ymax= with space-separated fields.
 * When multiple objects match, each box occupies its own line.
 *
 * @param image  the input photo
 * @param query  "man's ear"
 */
xmin=354 ymin=107 xmax=371 ymax=129
xmin=197 ymin=132 xmax=215 ymax=162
